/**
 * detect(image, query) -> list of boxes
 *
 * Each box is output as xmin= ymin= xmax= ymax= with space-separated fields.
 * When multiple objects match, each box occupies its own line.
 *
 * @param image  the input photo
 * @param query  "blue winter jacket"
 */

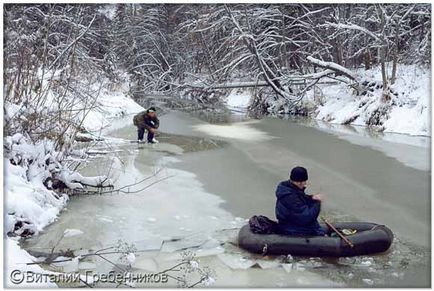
xmin=275 ymin=180 xmax=325 ymax=236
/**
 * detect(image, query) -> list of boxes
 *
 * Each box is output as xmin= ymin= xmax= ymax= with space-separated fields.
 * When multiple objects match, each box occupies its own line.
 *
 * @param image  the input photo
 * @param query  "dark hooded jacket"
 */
xmin=275 ymin=180 xmax=325 ymax=236
xmin=142 ymin=114 xmax=159 ymax=131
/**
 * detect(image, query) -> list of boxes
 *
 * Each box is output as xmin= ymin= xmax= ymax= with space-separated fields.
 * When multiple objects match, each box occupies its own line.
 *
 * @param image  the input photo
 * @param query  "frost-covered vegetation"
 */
xmin=3 ymin=2 xmax=430 ymax=238
xmin=4 ymin=4 xmax=144 ymax=239
xmin=310 ymin=64 xmax=430 ymax=135
xmin=2 ymin=4 xmax=431 ymax=283
xmin=5 ymin=4 xmax=430 ymax=135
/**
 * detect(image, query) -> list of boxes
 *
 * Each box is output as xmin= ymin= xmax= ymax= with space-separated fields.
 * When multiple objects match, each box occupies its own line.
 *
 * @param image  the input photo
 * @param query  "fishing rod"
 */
xmin=321 ymin=216 xmax=354 ymax=248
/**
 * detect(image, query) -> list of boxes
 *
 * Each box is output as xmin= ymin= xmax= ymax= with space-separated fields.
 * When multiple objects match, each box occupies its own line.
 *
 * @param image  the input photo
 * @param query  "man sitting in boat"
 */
xmin=275 ymin=166 xmax=325 ymax=236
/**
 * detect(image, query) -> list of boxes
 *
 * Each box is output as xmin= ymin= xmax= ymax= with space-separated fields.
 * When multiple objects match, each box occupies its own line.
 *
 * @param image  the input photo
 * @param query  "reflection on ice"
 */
xmin=301 ymin=118 xmax=430 ymax=171
xmin=193 ymin=121 xmax=273 ymax=142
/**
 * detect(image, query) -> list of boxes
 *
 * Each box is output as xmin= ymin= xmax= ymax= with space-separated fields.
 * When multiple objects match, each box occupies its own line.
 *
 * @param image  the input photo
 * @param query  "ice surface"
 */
xmin=293 ymin=262 xmax=306 ymax=271
xmin=128 ymin=239 xmax=163 ymax=251
xmin=63 ymin=229 xmax=84 ymax=237
xmin=147 ymin=217 xmax=157 ymax=223
xmin=134 ymin=258 xmax=158 ymax=272
xmin=200 ymin=238 xmax=222 ymax=249
xmin=193 ymin=121 xmax=272 ymax=141
xmin=51 ymin=256 xmax=73 ymax=267
xmin=281 ymin=263 xmax=293 ymax=273
xmin=256 ymin=259 xmax=281 ymax=269
xmin=61 ymin=257 xmax=79 ymax=273
xmin=356 ymin=257 xmax=374 ymax=268
xmin=217 ymin=253 xmax=256 ymax=270
xmin=78 ymin=261 xmax=97 ymax=270
xmin=362 ymin=278 xmax=374 ymax=285
xmin=310 ymin=120 xmax=430 ymax=171
xmin=195 ymin=246 xmax=225 ymax=257
xmin=160 ymin=237 xmax=207 ymax=253
xmin=97 ymin=217 xmax=114 ymax=223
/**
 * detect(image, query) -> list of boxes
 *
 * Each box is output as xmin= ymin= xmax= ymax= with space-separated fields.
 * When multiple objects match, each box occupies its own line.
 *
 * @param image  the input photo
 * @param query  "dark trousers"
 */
xmin=138 ymin=127 xmax=154 ymax=142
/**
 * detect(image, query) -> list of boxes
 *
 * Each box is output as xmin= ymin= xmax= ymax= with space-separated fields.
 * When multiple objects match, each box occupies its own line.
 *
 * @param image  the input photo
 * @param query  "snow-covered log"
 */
xmin=306 ymin=56 xmax=358 ymax=82
xmin=210 ymin=81 xmax=269 ymax=89
xmin=59 ymin=170 xmax=113 ymax=190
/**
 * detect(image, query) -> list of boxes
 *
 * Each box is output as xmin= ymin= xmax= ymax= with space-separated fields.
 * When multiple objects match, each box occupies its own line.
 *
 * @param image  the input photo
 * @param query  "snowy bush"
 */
xmin=3 ymin=125 xmax=114 ymax=237
xmin=309 ymin=64 xmax=430 ymax=135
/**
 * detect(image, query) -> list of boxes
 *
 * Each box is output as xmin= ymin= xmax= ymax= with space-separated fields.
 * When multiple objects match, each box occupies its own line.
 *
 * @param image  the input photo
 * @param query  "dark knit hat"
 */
xmin=290 ymin=166 xmax=308 ymax=182
xmin=147 ymin=107 xmax=156 ymax=113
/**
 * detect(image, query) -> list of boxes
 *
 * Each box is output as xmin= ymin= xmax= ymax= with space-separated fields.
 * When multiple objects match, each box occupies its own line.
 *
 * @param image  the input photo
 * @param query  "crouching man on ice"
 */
xmin=133 ymin=107 xmax=160 ymax=144
xmin=275 ymin=166 xmax=325 ymax=236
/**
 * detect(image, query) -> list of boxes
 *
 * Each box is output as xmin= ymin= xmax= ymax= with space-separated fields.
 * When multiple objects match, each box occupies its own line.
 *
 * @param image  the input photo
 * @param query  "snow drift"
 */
xmin=306 ymin=64 xmax=430 ymax=136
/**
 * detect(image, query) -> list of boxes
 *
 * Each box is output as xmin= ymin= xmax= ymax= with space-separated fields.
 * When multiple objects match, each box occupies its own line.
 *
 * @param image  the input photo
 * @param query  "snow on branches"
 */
xmin=306 ymin=56 xmax=357 ymax=81
xmin=4 ymin=128 xmax=113 ymax=237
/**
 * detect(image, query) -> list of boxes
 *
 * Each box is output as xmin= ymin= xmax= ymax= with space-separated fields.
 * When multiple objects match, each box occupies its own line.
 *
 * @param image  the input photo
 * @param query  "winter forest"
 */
xmin=5 ymin=4 xmax=431 ymax=141
xmin=3 ymin=3 xmax=432 ymax=288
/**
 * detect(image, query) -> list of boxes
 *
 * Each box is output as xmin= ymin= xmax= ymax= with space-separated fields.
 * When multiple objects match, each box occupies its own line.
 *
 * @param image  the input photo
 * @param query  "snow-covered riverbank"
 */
xmin=224 ymin=64 xmax=430 ymax=137
xmin=311 ymin=64 xmax=430 ymax=136
xmin=4 ymin=66 xmax=430 ymax=287
xmin=4 ymin=86 xmax=145 ymax=287
xmin=6 ymin=107 xmax=430 ymax=287
xmin=18 ymin=112 xmax=342 ymax=287
xmin=6 ymin=239 xmax=57 ymax=288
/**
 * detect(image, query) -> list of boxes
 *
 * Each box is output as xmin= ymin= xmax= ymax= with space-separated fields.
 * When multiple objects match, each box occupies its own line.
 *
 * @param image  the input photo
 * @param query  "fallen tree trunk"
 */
xmin=306 ymin=56 xmax=358 ymax=81
xmin=57 ymin=170 xmax=113 ymax=190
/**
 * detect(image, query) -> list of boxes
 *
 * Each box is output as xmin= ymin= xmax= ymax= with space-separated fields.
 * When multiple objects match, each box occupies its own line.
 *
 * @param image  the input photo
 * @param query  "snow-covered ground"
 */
xmin=223 ymin=89 xmax=253 ymax=112
xmin=5 ymin=238 xmax=57 ymax=288
xmin=5 ymin=79 xmax=143 ymax=232
xmin=4 ymin=77 xmax=145 ymax=287
xmin=4 ymin=128 xmax=74 ymax=238
xmin=4 ymin=63 xmax=430 ymax=286
xmin=80 ymin=84 xmax=144 ymax=133
xmin=308 ymin=64 xmax=430 ymax=136
xmin=221 ymin=65 xmax=429 ymax=137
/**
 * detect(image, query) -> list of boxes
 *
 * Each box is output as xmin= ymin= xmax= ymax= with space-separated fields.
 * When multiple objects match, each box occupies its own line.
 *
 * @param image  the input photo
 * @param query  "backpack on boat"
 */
xmin=133 ymin=111 xmax=146 ymax=127
xmin=249 ymin=215 xmax=278 ymax=234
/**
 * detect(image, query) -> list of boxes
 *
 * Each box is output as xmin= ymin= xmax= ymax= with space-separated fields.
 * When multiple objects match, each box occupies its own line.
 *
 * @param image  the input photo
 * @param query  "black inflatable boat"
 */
xmin=238 ymin=222 xmax=393 ymax=257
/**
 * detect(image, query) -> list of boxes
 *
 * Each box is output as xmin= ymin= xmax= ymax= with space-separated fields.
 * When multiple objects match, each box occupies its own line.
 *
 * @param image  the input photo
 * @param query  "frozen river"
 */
xmin=21 ymin=109 xmax=430 ymax=287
